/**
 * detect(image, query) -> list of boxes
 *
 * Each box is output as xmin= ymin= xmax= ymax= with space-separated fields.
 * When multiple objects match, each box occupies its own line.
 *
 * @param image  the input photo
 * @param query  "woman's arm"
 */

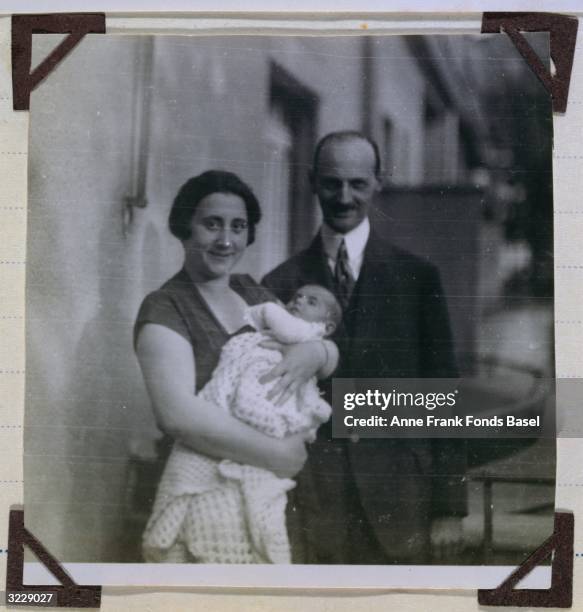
xmin=136 ymin=323 xmax=308 ymax=478
xmin=318 ymin=339 xmax=339 ymax=378
xmin=258 ymin=339 xmax=339 ymax=405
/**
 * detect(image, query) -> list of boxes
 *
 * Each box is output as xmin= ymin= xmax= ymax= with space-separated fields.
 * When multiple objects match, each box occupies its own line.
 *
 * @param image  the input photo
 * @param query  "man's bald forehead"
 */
xmin=313 ymin=131 xmax=381 ymax=175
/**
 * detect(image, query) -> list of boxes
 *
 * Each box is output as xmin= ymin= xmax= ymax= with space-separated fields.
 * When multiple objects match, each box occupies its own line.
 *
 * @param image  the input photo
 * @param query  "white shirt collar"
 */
xmin=321 ymin=216 xmax=370 ymax=278
xmin=321 ymin=216 xmax=370 ymax=260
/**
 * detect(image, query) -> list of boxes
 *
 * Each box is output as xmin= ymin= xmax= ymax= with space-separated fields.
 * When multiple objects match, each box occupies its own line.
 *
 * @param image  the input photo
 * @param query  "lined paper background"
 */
xmin=0 ymin=13 xmax=582 ymax=610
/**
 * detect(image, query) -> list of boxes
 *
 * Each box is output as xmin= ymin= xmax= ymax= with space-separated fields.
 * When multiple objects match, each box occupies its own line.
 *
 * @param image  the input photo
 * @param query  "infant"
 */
xmin=143 ymin=285 xmax=342 ymax=564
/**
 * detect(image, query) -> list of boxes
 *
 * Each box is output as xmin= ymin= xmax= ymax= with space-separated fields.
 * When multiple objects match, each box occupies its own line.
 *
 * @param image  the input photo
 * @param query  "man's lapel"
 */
xmin=344 ymin=232 xmax=400 ymax=336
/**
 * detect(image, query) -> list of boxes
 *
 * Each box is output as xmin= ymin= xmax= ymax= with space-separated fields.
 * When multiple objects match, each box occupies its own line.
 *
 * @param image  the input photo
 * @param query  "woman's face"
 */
xmin=183 ymin=192 xmax=249 ymax=280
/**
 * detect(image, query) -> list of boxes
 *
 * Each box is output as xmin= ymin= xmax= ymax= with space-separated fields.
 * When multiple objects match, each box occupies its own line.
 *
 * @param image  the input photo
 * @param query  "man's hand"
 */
xmin=258 ymin=340 xmax=326 ymax=405
xmin=430 ymin=516 xmax=464 ymax=561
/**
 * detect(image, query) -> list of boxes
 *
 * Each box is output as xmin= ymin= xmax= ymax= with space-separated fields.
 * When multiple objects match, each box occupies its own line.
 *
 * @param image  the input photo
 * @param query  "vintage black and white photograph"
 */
xmin=23 ymin=31 xmax=555 ymax=587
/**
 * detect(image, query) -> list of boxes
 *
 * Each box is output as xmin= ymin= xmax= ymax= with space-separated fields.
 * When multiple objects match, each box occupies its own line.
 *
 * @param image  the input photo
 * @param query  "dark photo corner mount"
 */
xmin=9 ymin=15 xmax=106 ymax=609
xmin=478 ymin=15 xmax=576 ymax=610
xmin=7 ymin=9 xmax=578 ymax=609
xmin=6 ymin=509 xmax=101 ymax=608
xmin=11 ymin=13 xmax=106 ymax=111
xmin=481 ymin=12 xmax=578 ymax=114
xmin=478 ymin=512 xmax=574 ymax=608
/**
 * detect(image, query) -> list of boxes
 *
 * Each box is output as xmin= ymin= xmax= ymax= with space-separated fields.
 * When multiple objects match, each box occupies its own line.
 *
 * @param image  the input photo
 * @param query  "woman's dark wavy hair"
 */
xmin=169 ymin=170 xmax=262 ymax=245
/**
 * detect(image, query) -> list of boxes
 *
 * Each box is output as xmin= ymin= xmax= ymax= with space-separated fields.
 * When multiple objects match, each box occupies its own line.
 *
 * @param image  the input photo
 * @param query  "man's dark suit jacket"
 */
xmin=263 ymin=229 xmax=467 ymax=564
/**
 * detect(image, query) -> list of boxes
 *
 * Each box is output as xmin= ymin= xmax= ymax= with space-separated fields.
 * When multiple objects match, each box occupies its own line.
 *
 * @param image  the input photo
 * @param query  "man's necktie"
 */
xmin=334 ymin=239 xmax=355 ymax=309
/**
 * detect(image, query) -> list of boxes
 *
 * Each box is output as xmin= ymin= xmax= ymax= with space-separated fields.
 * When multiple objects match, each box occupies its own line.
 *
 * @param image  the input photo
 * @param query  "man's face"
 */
xmin=311 ymin=138 xmax=381 ymax=234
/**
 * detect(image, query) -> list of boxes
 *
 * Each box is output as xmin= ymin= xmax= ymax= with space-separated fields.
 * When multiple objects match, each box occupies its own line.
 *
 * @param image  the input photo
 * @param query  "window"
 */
xmin=266 ymin=64 xmax=318 ymax=259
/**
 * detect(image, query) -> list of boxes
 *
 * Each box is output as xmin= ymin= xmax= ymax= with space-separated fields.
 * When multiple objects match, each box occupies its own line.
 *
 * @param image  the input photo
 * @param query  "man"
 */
xmin=263 ymin=131 xmax=466 ymax=564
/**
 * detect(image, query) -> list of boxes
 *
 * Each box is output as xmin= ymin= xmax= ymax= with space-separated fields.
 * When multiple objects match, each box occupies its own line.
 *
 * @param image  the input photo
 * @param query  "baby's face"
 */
xmin=286 ymin=286 xmax=333 ymax=324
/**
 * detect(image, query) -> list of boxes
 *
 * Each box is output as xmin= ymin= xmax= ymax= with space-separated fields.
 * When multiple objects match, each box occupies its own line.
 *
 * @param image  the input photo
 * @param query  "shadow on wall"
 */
xmin=66 ymin=210 xmax=172 ymax=561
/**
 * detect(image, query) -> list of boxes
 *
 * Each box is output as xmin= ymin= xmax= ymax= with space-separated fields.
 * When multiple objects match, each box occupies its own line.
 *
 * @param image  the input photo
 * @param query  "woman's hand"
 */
xmin=259 ymin=340 xmax=331 ymax=405
xmin=137 ymin=323 xmax=311 ymax=474
xmin=268 ymin=430 xmax=313 ymax=479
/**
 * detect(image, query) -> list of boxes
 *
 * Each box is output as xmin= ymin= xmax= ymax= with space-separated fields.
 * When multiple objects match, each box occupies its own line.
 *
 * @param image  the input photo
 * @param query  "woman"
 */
xmin=135 ymin=170 xmax=338 ymax=562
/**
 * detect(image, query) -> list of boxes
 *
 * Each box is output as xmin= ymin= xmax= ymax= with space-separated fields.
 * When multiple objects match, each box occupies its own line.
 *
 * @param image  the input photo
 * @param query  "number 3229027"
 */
xmin=6 ymin=592 xmax=54 ymax=606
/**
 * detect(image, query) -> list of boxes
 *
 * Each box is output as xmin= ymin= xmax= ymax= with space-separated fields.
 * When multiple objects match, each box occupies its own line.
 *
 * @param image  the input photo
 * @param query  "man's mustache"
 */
xmin=331 ymin=202 xmax=358 ymax=209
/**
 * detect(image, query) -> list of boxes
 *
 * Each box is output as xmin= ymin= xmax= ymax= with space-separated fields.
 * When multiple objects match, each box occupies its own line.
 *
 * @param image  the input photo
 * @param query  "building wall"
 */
xmin=369 ymin=36 xmax=427 ymax=185
xmin=144 ymin=35 xmax=368 ymax=278
xmin=26 ymin=35 xmax=157 ymax=560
